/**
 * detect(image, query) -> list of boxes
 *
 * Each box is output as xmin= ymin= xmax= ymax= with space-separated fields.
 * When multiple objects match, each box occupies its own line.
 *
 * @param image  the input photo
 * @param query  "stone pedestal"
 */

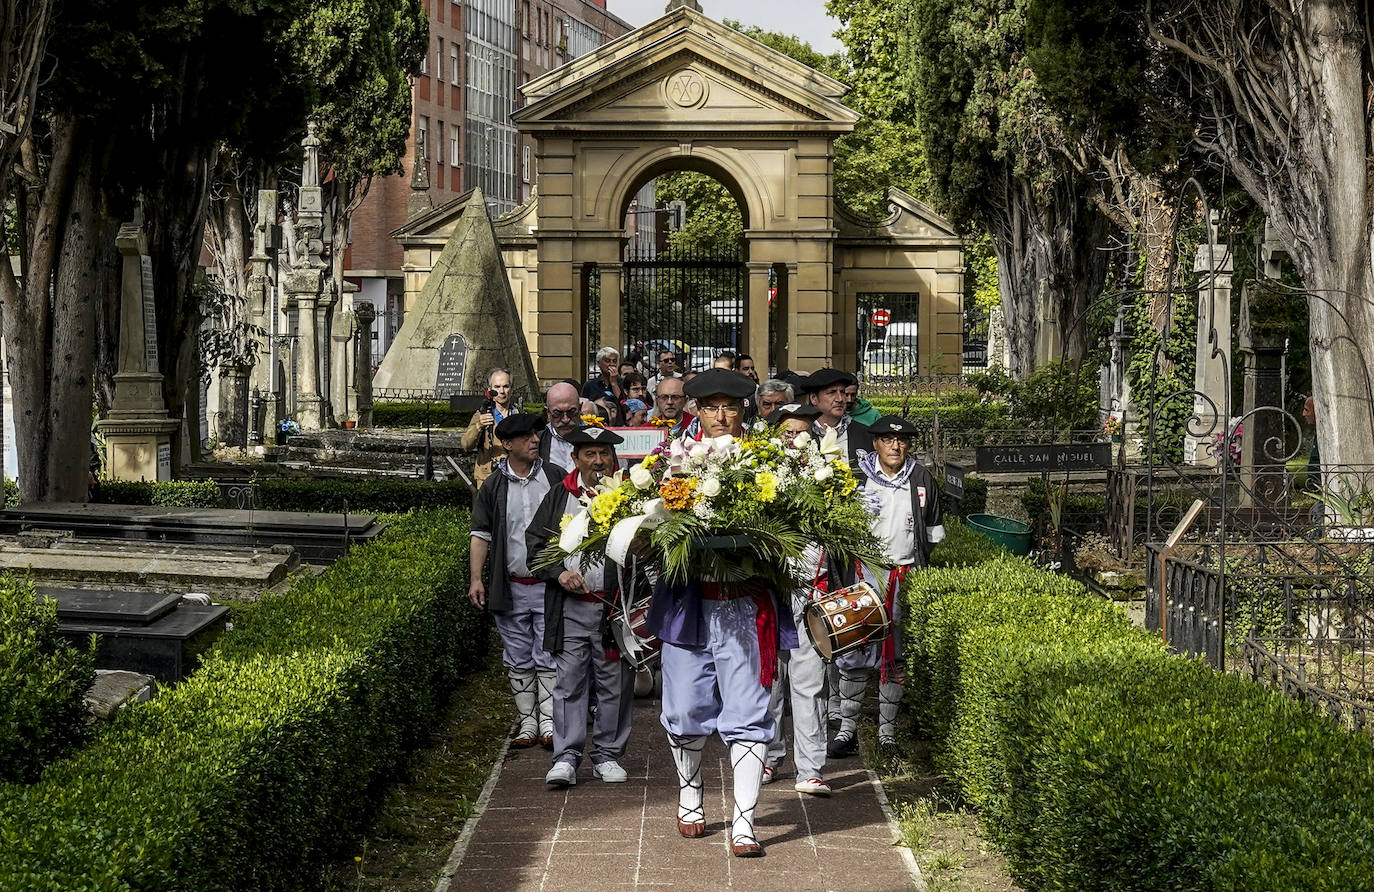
xmin=97 ymin=217 xmax=179 ymax=482
xmin=353 ymin=303 xmax=376 ymax=428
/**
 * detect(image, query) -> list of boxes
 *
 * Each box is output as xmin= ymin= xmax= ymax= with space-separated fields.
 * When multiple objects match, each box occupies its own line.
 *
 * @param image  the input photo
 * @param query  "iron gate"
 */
xmin=623 ymin=243 xmax=746 ymax=370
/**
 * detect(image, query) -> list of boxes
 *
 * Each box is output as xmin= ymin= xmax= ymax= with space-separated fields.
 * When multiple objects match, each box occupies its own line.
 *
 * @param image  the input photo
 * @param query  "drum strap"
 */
xmin=880 ymin=565 xmax=913 ymax=685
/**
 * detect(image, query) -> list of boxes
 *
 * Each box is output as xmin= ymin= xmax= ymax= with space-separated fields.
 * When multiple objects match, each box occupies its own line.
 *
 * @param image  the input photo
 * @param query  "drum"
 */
xmin=612 ymin=598 xmax=662 ymax=670
xmin=803 ymin=583 xmax=890 ymax=661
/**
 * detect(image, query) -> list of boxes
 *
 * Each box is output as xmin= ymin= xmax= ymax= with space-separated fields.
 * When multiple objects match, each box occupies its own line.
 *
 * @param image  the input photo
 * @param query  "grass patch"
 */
xmin=323 ymin=648 xmax=513 ymax=891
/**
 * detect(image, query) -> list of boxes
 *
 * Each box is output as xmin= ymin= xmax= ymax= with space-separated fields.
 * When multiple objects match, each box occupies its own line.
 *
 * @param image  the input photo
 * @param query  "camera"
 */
xmin=480 ymin=389 xmax=497 ymax=419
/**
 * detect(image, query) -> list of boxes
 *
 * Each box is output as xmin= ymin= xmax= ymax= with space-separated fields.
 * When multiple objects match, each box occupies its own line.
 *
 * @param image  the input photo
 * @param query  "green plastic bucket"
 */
xmin=965 ymin=513 xmax=1033 ymax=555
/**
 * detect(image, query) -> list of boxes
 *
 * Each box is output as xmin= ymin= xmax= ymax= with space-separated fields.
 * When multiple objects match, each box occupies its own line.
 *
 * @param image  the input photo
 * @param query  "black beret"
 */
xmin=777 ymin=370 xmax=809 ymax=387
xmin=797 ymin=368 xmax=857 ymax=393
xmin=767 ymin=402 xmax=822 ymax=425
xmin=870 ymin=415 xmax=920 ymax=437
xmin=683 ymin=368 xmax=756 ymax=400
xmin=566 ymin=425 xmax=624 ymax=447
xmin=495 ymin=413 xmax=544 ymax=439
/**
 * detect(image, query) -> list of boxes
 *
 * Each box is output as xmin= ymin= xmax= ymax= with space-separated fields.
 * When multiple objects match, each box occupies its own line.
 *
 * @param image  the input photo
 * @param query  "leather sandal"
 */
xmin=677 ymin=819 xmax=706 ymax=838
xmin=731 ymin=839 xmax=763 ymax=857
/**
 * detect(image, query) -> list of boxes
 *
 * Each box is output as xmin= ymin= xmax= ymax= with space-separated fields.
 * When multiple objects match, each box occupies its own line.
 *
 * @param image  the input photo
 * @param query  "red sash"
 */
xmin=880 ymin=565 xmax=911 ymax=685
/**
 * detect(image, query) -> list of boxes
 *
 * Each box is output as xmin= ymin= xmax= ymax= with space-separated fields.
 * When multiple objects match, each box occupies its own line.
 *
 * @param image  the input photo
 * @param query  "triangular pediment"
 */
xmin=516 ymin=10 xmax=857 ymax=132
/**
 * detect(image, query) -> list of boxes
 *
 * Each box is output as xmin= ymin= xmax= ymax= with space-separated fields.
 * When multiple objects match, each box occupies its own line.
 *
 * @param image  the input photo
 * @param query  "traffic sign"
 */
xmin=871 ymin=308 xmax=891 ymax=326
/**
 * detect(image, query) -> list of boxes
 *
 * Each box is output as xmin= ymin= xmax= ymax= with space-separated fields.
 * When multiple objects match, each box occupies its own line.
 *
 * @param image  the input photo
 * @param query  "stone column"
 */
xmin=288 ymin=269 xmax=324 ymax=429
xmin=1185 ymin=212 xmax=1233 ymax=466
xmin=316 ymin=280 xmax=335 ymax=424
xmin=746 ymin=261 xmax=772 ymax=374
xmin=1239 ymin=225 xmax=1290 ymax=504
xmin=598 ymin=262 xmax=623 ymax=355
xmin=354 ymin=302 xmax=376 ymax=428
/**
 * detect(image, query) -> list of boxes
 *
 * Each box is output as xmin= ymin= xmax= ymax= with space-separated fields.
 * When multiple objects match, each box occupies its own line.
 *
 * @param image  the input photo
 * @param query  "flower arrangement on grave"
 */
xmin=279 ymin=419 xmax=301 ymax=435
xmin=540 ymin=425 xmax=885 ymax=593
xmin=1102 ymin=415 xmax=1122 ymax=440
xmin=1214 ymin=418 xmax=1243 ymax=465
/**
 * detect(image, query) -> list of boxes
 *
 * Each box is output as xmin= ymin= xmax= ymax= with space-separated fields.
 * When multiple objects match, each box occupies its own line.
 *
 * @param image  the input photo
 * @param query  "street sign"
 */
xmin=871 ymin=308 xmax=891 ymax=326
xmin=943 ymin=462 xmax=966 ymax=500
xmin=974 ymin=443 xmax=1112 ymax=473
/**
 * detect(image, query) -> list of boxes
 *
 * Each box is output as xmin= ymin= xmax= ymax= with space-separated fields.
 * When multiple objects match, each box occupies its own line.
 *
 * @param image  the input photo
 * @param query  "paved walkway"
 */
xmin=438 ymin=696 xmax=921 ymax=891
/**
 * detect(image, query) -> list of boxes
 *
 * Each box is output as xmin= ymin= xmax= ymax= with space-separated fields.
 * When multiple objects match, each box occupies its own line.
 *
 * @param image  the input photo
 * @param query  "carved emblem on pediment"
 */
xmin=664 ymin=69 xmax=708 ymax=108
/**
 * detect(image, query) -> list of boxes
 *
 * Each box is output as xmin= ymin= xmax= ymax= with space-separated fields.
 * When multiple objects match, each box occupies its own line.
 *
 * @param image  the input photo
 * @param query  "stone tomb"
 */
xmin=48 ymin=587 xmax=228 ymax=684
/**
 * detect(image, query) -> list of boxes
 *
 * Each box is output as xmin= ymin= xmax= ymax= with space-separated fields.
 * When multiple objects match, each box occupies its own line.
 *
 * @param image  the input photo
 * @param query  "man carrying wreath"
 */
xmin=648 ymin=368 xmax=796 ymax=857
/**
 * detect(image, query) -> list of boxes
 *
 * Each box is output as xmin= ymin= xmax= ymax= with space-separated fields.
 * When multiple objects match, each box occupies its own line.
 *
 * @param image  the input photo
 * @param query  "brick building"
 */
xmin=345 ymin=0 xmax=631 ymax=367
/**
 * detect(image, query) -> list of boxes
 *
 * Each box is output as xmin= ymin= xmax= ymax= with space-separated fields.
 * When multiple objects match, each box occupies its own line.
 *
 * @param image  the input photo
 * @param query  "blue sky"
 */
xmin=608 ymin=0 xmax=844 ymax=55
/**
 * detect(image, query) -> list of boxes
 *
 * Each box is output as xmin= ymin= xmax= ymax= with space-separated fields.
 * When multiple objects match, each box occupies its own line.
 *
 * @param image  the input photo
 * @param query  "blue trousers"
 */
xmin=660 ymin=597 xmax=774 ymax=744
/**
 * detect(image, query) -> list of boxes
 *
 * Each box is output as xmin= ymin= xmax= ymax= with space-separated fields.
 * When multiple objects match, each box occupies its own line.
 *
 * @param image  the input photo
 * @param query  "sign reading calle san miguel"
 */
xmin=434 ymin=334 xmax=469 ymax=397
xmin=974 ymin=443 xmax=1113 ymax=473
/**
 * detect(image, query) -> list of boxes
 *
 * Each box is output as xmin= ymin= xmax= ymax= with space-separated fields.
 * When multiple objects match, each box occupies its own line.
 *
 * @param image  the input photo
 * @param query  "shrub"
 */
xmin=902 ymin=557 xmax=1374 ymax=888
xmin=89 ymin=479 xmax=221 ymax=508
xmin=938 ymin=474 xmax=987 ymax=516
xmin=0 ymin=578 xmax=96 ymax=784
xmin=927 ymin=517 xmax=1006 ymax=568
xmin=1020 ymin=475 xmax=1107 ymax=539
xmin=257 ymin=478 xmax=473 ymax=514
xmin=0 ymin=510 xmax=486 ymax=890
xmin=371 ymin=400 xmax=468 ymax=429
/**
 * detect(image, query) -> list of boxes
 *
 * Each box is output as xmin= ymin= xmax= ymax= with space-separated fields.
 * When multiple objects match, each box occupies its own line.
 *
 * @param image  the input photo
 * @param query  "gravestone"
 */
xmin=1184 ymin=211 xmax=1233 ymax=467
xmin=353 ymin=303 xmax=376 ymax=427
xmin=435 ymin=334 xmax=469 ymax=396
xmin=1239 ymin=223 xmax=1290 ymax=505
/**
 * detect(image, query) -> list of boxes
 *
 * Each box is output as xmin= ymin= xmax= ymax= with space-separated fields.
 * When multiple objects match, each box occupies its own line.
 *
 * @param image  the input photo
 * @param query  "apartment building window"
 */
xmin=418 ymin=115 xmax=429 ymax=159
xmin=419 ymin=46 xmax=428 ymax=75
xmin=565 ymin=16 xmax=602 ymax=60
xmin=521 ymin=145 xmax=531 ymax=184
xmin=451 ymin=127 xmax=462 ymax=166
xmin=463 ymin=0 xmax=517 ymax=210
xmin=437 ymin=38 xmax=444 ymax=80
xmin=522 ymin=0 xmax=530 ymax=36
xmin=437 ymin=121 xmax=445 ymax=164
xmin=450 ymin=43 xmax=460 ymax=85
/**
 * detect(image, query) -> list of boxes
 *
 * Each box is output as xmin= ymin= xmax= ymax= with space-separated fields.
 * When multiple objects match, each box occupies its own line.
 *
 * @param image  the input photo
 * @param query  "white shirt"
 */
xmin=502 ymin=461 xmax=551 ymax=577
xmin=865 ymin=473 xmax=918 ymax=567
xmin=547 ymin=430 xmax=573 ymax=472
xmin=561 ymin=489 xmax=606 ymax=593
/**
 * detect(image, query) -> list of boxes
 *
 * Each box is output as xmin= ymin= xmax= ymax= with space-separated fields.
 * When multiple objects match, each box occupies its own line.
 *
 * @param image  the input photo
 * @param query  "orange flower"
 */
xmin=650 ymin=416 xmax=675 ymax=428
xmin=659 ymin=476 xmax=697 ymax=510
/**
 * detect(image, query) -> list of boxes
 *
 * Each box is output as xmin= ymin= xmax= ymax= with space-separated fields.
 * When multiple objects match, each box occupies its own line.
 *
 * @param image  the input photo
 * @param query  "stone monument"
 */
xmin=1238 ymin=221 xmax=1290 ymax=504
xmin=372 ymin=189 xmax=538 ymax=397
xmin=285 ymin=119 xmax=327 ymax=429
xmin=96 ymin=209 xmax=180 ymax=480
xmin=353 ymin=302 xmax=376 ymax=428
xmin=247 ymin=188 xmax=281 ymax=443
xmin=1184 ymin=211 xmax=1233 ymax=467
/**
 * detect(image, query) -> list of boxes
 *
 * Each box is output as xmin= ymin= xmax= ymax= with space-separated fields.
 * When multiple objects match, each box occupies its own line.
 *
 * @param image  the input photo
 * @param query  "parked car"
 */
xmin=689 ymin=346 xmax=718 ymax=371
xmin=863 ymin=348 xmax=912 ymax=380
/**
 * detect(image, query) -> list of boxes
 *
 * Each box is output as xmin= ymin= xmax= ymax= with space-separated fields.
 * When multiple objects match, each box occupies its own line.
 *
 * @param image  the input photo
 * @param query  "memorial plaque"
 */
xmin=975 ymin=443 xmax=1112 ymax=473
xmin=943 ymin=462 xmax=966 ymax=500
xmin=156 ymin=442 xmax=172 ymax=481
xmin=140 ymin=256 xmax=159 ymax=371
xmin=434 ymin=334 xmax=469 ymax=397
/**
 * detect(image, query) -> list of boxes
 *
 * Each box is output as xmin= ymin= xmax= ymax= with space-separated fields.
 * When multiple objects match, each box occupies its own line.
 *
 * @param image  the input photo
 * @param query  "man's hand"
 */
xmin=468 ymin=580 xmax=487 ymax=609
xmin=478 ymin=412 xmax=495 ymax=428
xmin=558 ymin=570 xmax=588 ymax=593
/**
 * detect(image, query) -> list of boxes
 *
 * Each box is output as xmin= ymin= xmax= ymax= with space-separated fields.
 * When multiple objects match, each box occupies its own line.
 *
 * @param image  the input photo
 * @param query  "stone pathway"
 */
xmin=438 ymin=697 xmax=921 ymax=891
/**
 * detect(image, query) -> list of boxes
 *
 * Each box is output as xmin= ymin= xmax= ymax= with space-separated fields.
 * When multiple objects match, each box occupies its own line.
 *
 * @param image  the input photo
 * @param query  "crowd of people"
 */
xmin=466 ymin=348 xmax=941 ymax=857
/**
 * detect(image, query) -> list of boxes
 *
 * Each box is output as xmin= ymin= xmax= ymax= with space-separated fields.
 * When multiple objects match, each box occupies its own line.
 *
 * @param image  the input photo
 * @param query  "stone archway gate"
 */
xmin=515 ymin=6 xmax=863 ymax=379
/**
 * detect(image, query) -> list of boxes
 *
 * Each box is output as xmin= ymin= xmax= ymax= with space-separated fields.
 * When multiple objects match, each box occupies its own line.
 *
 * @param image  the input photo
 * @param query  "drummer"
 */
xmin=829 ymin=415 xmax=943 ymax=758
xmin=761 ymin=402 xmax=834 ymax=796
xmin=527 ymin=426 xmax=635 ymax=787
xmin=650 ymin=368 xmax=797 ymax=857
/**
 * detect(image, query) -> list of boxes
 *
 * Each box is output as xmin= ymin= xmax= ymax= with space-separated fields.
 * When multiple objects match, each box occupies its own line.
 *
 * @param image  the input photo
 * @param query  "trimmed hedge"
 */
xmin=371 ymin=400 xmax=468 ymax=429
xmin=0 ymin=510 xmax=485 ymax=890
xmin=90 ymin=478 xmax=221 ymax=508
xmin=927 ymin=517 xmax=1007 ymax=568
xmin=902 ymin=556 xmax=1374 ymax=888
xmin=257 ymin=478 xmax=472 ymax=513
xmin=0 ymin=578 xmax=96 ymax=784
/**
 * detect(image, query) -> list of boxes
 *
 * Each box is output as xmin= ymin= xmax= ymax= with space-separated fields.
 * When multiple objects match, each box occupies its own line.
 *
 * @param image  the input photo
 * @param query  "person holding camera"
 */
xmin=463 ymin=368 xmax=523 ymax=486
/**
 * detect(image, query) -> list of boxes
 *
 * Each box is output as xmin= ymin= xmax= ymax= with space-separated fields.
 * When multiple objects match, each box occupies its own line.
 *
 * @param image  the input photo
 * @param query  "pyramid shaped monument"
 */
xmin=373 ymin=189 xmax=538 ymax=397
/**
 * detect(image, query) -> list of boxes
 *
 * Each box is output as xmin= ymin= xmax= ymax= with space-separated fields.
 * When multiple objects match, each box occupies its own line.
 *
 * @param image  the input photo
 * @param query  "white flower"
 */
xmin=629 ymin=465 xmax=654 ymax=489
xmin=700 ymin=476 xmax=722 ymax=497
xmin=814 ymin=465 xmax=834 ymax=482
xmin=818 ymin=428 xmax=840 ymax=457
xmin=689 ymin=444 xmax=708 ymax=460
xmin=793 ymin=430 xmax=812 ymax=448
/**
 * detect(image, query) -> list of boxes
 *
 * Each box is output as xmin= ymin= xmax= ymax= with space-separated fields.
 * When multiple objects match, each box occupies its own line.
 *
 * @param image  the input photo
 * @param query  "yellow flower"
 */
xmin=589 ymin=490 xmax=625 ymax=525
xmin=559 ymin=513 xmax=573 ymax=530
xmin=580 ymin=413 xmax=605 ymax=428
xmin=756 ymin=470 xmax=778 ymax=503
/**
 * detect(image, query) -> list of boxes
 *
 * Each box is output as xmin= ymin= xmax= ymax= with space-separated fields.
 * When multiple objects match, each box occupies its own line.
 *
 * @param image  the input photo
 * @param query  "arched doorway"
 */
xmin=513 ymin=6 xmax=856 ymax=381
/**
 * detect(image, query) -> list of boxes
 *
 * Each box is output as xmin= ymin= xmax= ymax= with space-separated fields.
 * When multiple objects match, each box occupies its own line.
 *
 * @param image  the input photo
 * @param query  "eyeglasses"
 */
xmin=548 ymin=408 xmax=580 ymax=419
xmin=697 ymin=403 xmax=741 ymax=416
xmin=658 ymin=393 xmax=685 ymax=401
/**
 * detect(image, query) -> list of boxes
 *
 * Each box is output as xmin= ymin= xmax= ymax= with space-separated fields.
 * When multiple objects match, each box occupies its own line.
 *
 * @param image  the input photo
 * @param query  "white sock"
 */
xmin=878 ymin=682 xmax=902 ymax=743
xmin=668 ymin=733 xmax=705 ymax=824
xmin=509 ymin=668 xmax=538 ymax=738
xmin=536 ymin=669 xmax=556 ymax=737
xmin=730 ymin=741 xmax=767 ymax=845
xmin=837 ymin=670 xmax=867 ymax=738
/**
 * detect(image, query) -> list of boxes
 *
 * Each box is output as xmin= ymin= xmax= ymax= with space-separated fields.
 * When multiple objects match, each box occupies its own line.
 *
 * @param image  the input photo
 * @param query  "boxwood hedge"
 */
xmin=902 ymin=556 xmax=1374 ymax=889
xmin=0 ymin=510 xmax=485 ymax=890
xmin=0 ymin=578 xmax=96 ymax=784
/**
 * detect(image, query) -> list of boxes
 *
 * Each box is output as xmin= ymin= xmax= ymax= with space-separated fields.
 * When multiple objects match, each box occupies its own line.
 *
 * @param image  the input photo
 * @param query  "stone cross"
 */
xmin=288 ymin=119 xmax=327 ymax=429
